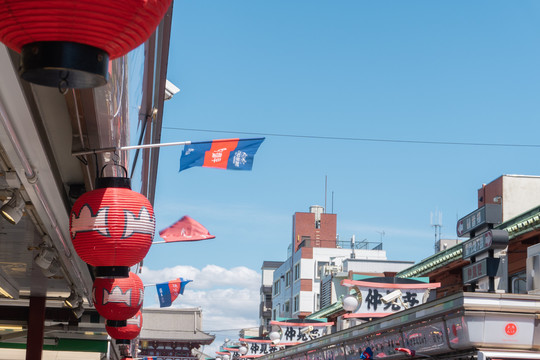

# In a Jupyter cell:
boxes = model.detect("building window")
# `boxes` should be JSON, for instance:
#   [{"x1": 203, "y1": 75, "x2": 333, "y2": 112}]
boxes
[
  {"x1": 315, "y1": 220, "x2": 321, "y2": 229},
  {"x1": 284, "y1": 301, "x2": 290, "y2": 313},
  {"x1": 315, "y1": 293, "x2": 320, "y2": 311},
  {"x1": 273, "y1": 279, "x2": 280, "y2": 295},
  {"x1": 273, "y1": 309, "x2": 276, "y2": 320},
  {"x1": 293, "y1": 295, "x2": 299, "y2": 312},
  {"x1": 265, "y1": 294, "x2": 272, "y2": 302},
  {"x1": 285, "y1": 271, "x2": 291, "y2": 287},
  {"x1": 294, "y1": 263, "x2": 300, "y2": 281},
  {"x1": 316, "y1": 261, "x2": 329, "y2": 278}
]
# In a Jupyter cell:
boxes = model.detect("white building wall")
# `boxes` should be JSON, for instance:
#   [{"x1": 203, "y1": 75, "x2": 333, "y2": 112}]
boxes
[
  {"x1": 262, "y1": 268, "x2": 275, "y2": 287},
  {"x1": 502, "y1": 175, "x2": 540, "y2": 221},
  {"x1": 271, "y1": 262, "x2": 287, "y2": 319},
  {"x1": 343, "y1": 259, "x2": 414, "y2": 273},
  {"x1": 272, "y1": 246, "x2": 398, "y2": 319}
]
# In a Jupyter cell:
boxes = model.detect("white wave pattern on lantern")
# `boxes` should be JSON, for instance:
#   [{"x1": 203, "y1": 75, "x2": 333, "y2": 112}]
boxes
[{"x1": 70, "y1": 187, "x2": 155, "y2": 267}]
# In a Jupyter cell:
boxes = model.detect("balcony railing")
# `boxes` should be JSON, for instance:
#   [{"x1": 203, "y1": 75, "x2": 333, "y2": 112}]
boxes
[
  {"x1": 336, "y1": 239, "x2": 382, "y2": 250},
  {"x1": 296, "y1": 238, "x2": 382, "y2": 251}
]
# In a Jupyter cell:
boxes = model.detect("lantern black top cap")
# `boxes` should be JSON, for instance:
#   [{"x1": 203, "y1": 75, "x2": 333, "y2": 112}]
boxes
[
  {"x1": 96, "y1": 164, "x2": 131, "y2": 189},
  {"x1": 19, "y1": 41, "x2": 109, "y2": 90}
]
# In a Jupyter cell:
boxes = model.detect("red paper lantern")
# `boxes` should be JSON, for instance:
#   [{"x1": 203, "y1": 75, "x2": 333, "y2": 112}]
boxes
[
  {"x1": 106, "y1": 310, "x2": 143, "y2": 344},
  {"x1": 70, "y1": 186, "x2": 155, "y2": 277},
  {"x1": 93, "y1": 272, "x2": 143, "y2": 322},
  {"x1": 0, "y1": 0, "x2": 172, "y2": 88}
]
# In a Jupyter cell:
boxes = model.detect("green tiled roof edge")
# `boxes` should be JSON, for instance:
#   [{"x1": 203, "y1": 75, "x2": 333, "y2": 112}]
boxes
[
  {"x1": 306, "y1": 300, "x2": 342, "y2": 320},
  {"x1": 397, "y1": 205, "x2": 540, "y2": 278}
]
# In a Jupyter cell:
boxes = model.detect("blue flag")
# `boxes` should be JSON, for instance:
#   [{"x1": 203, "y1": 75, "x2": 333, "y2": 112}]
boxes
[
  {"x1": 360, "y1": 347, "x2": 373, "y2": 359},
  {"x1": 156, "y1": 277, "x2": 193, "y2": 308},
  {"x1": 180, "y1": 138, "x2": 264, "y2": 172}
]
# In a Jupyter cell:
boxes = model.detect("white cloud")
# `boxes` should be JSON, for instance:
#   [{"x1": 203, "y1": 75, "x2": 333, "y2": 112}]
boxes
[
  {"x1": 140, "y1": 264, "x2": 260, "y2": 289},
  {"x1": 140, "y1": 264, "x2": 261, "y2": 357}
]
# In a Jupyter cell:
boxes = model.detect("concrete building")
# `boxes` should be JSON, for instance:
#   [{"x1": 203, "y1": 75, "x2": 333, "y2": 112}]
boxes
[
  {"x1": 267, "y1": 205, "x2": 413, "y2": 322},
  {"x1": 478, "y1": 174, "x2": 540, "y2": 221},
  {"x1": 256, "y1": 174, "x2": 540, "y2": 360},
  {"x1": 318, "y1": 257, "x2": 414, "y2": 311},
  {"x1": 259, "y1": 261, "x2": 283, "y2": 335}
]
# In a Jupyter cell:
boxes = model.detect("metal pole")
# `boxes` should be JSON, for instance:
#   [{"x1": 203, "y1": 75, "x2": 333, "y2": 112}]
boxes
[{"x1": 71, "y1": 137, "x2": 265, "y2": 156}]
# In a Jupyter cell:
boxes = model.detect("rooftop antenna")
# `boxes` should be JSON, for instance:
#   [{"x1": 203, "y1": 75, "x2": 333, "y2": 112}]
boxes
[
  {"x1": 376, "y1": 230, "x2": 385, "y2": 246},
  {"x1": 324, "y1": 175, "x2": 327, "y2": 213},
  {"x1": 431, "y1": 209, "x2": 442, "y2": 253},
  {"x1": 331, "y1": 191, "x2": 334, "y2": 214}
]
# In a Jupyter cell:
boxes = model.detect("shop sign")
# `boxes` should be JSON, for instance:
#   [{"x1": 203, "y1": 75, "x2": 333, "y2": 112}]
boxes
[
  {"x1": 354, "y1": 286, "x2": 427, "y2": 315},
  {"x1": 245, "y1": 342, "x2": 279, "y2": 357},
  {"x1": 341, "y1": 279, "x2": 440, "y2": 318},
  {"x1": 366, "y1": 331, "x2": 402, "y2": 358},
  {"x1": 402, "y1": 321, "x2": 449, "y2": 355},
  {"x1": 462, "y1": 230, "x2": 509, "y2": 259},
  {"x1": 462, "y1": 257, "x2": 500, "y2": 284},
  {"x1": 456, "y1": 204, "x2": 502, "y2": 238},
  {"x1": 281, "y1": 325, "x2": 328, "y2": 343}
]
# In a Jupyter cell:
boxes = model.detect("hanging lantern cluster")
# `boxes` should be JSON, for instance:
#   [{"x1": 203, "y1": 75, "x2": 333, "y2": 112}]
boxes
[
  {"x1": 106, "y1": 310, "x2": 143, "y2": 345},
  {"x1": 93, "y1": 272, "x2": 144, "y2": 325},
  {"x1": 0, "y1": 0, "x2": 173, "y2": 89},
  {"x1": 69, "y1": 165, "x2": 155, "y2": 335}
]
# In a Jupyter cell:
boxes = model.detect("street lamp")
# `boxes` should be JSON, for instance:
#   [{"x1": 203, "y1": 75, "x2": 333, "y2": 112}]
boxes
[
  {"x1": 238, "y1": 346, "x2": 248, "y2": 355},
  {"x1": 342, "y1": 285, "x2": 362, "y2": 312},
  {"x1": 342, "y1": 294, "x2": 359, "y2": 312},
  {"x1": 269, "y1": 330, "x2": 281, "y2": 344}
]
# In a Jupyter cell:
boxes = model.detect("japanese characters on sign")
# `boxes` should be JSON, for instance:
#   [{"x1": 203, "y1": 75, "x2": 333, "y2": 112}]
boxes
[
  {"x1": 357, "y1": 287, "x2": 423, "y2": 314},
  {"x1": 246, "y1": 342, "x2": 279, "y2": 357},
  {"x1": 341, "y1": 279, "x2": 440, "y2": 317},
  {"x1": 402, "y1": 321, "x2": 449, "y2": 354},
  {"x1": 462, "y1": 229, "x2": 509, "y2": 259},
  {"x1": 456, "y1": 204, "x2": 502, "y2": 238},
  {"x1": 282, "y1": 325, "x2": 327, "y2": 342},
  {"x1": 462, "y1": 257, "x2": 500, "y2": 284},
  {"x1": 238, "y1": 325, "x2": 331, "y2": 359}
]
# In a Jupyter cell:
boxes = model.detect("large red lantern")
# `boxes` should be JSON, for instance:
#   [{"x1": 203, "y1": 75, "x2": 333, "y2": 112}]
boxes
[
  {"x1": 93, "y1": 272, "x2": 143, "y2": 325},
  {"x1": 106, "y1": 310, "x2": 143, "y2": 344},
  {"x1": 70, "y1": 181, "x2": 155, "y2": 277},
  {"x1": 0, "y1": 0, "x2": 172, "y2": 89}
]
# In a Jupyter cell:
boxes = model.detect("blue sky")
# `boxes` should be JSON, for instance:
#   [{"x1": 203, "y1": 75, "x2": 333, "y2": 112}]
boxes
[{"x1": 137, "y1": 0, "x2": 540, "y2": 353}]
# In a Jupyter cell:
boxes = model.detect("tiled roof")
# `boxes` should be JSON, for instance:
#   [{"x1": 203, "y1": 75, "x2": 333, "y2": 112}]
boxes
[
  {"x1": 502, "y1": 205, "x2": 540, "y2": 240},
  {"x1": 306, "y1": 300, "x2": 342, "y2": 320},
  {"x1": 396, "y1": 245, "x2": 462, "y2": 278},
  {"x1": 398, "y1": 205, "x2": 540, "y2": 278},
  {"x1": 140, "y1": 329, "x2": 215, "y2": 343}
]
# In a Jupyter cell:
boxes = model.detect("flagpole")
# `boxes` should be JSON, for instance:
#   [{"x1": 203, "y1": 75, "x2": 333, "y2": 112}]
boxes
[
  {"x1": 71, "y1": 137, "x2": 265, "y2": 156},
  {"x1": 71, "y1": 140, "x2": 192, "y2": 156}
]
